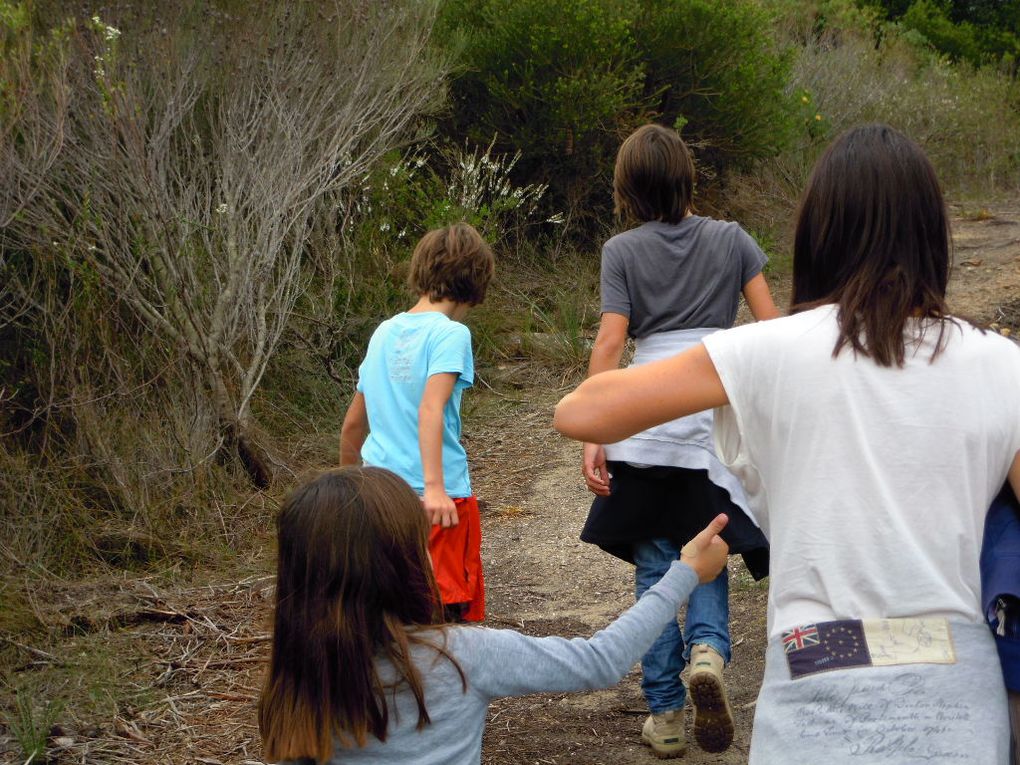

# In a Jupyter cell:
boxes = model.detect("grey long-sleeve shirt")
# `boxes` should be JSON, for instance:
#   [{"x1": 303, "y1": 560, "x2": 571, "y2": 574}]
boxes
[{"x1": 302, "y1": 560, "x2": 698, "y2": 765}]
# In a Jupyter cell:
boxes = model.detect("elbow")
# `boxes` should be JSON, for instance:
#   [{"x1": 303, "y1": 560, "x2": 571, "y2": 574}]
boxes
[
  {"x1": 554, "y1": 393, "x2": 610, "y2": 444},
  {"x1": 591, "y1": 337, "x2": 625, "y2": 364}
]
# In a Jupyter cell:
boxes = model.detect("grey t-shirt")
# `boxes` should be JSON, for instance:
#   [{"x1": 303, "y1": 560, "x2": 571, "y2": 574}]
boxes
[
  {"x1": 302, "y1": 561, "x2": 698, "y2": 765},
  {"x1": 601, "y1": 216, "x2": 767, "y2": 338}
]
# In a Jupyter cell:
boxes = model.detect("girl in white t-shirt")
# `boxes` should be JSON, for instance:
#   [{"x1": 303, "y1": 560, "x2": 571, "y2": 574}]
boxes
[{"x1": 555, "y1": 123, "x2": 1020, "y2": 763}]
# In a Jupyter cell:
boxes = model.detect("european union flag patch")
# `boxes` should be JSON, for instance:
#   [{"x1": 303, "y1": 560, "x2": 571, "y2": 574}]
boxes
[{"x1": 783, "y1": 618, "x2": 956, "y2": 679}]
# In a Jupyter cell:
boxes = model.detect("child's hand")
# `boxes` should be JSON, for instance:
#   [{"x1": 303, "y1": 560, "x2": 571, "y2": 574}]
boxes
[
  {"x1": 679, "y1": 514, "x2": 729, "y2": 583},
  {"x1": 582, "y1": 442, "x2": 611, "y2": 496},
  {"x1": 423, "y1": 488, "x2": 459, "y2": 528}
]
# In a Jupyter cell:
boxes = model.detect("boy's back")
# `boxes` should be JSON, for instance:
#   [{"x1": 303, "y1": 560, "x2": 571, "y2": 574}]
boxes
[
  {"x1": 601, "y1": 216, "x2": 766, "y2": 338},
  {"x1": 357, "y1": 311, "x2": 473, "y2": 497}
]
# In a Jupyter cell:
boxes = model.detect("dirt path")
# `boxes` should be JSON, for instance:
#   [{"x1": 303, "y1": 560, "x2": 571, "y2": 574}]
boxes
[{"x1": 0, "y1": 206, "x2": 1016, "y2": 764}]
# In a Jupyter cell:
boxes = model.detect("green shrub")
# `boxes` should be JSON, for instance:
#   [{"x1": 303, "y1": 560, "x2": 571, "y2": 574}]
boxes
[
  {"x1": 438, "y1": 0, "x2": 797, "y2": 217},
  {"x1": 863, "y1": 0, "x2": 1020, "y2": 67},
  {"x1": 438, "y1": 0, "x2": 646, "y2": 212},
  {"x1": 635, "y1": 0, "x2": 796, "y2": 168}
]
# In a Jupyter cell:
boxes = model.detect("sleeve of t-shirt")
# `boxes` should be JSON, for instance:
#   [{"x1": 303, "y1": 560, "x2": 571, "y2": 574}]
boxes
[
  {"x1": 701, "y1": 322, "x2": 769, "y2": 475},
  {"x1": 457, "y1": 561, "x2": 698, "y2": 700},
  {"x1": 732, "y1": 225, "x2": 767, "y2": 287},
  {"x1": 1003, "y1": 338, "x2": 1020, "y2": 459},
  {"x1": 428, "y1": 322, "x2": 474, "y2": 388},
  {"x1": 600, "y1": 240, "x2": 631, "y2": 317}
]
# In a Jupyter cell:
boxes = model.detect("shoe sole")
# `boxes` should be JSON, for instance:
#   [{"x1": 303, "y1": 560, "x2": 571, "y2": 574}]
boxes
[
  {"x1": 688, "y1": 672, "x2": 735, "y2": 753},
  {"x1": 640, "y1": 730, "x2": 686, "y2": 760}
]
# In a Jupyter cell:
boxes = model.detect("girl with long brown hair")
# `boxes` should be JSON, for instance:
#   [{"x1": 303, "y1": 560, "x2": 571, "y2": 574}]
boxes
[
  {"x1": 258, "y1": 466, "x2": 730, "y2": 764},
  {"x1": 555, "y1": 124, "x2": 1020, "y2": 762}
]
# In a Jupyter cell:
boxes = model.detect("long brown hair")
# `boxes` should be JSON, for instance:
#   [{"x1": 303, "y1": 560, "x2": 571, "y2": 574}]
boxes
[
  {"x1": 258, "y1": 467, "x2": 463, "y2": 762},
  {"x1": 613, "y1": 124, "x2": 695, "y2": 225},
  {"x1": 791, "y1": 124, "x2": 952, "y2": 366}
]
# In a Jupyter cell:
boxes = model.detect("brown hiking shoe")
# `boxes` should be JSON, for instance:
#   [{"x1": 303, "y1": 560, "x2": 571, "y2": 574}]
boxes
[
  {"x1": 640, "y1": 709, "x2": 686, "y2": 759},
  {"x1": 687, "y1": 644, "x2": 735, "y2": 753}
]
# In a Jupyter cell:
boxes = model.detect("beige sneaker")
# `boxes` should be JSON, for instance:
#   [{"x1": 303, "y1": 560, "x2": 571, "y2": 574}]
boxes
[
  {"x1": 687, "y1": 644, "x2": 735, "y2": 753},
  {"x1": 641, "y1": 709, "x2": 686, "y2": 759}
]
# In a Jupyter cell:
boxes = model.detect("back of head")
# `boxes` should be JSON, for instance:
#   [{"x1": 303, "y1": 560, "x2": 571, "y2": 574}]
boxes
[
  {"x1": 258, "y1": 467, "x2": 442, "y2": 762},
  {"x1": 408, "y1": 222, "x2": 495, "y2": 306},
  {"x1": 614, "y1": 123, "x2": 694, "y2": 225},
  {"x1": 791, "y1": 123, "x2": 951, "y2": 366}
]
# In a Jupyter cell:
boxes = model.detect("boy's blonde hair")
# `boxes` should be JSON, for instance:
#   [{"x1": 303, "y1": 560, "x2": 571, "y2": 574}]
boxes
[
  {"x1": 614, "y1": 124, "x2": 695, "y2": 225},
  {"x1": 408, "y1": 223, "x2": 495, "y2": 306}
]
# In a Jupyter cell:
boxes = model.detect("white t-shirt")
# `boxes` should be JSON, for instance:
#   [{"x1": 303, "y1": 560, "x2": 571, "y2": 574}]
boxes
[{"x1": 703, "y1": 305, "x2": 1020, "y2": 638}]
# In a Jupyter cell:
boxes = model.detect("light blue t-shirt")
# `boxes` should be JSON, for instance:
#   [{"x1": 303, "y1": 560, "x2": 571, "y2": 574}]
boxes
[{"x1": 356, "y1": 311, "x2": 473, "y2": 497}]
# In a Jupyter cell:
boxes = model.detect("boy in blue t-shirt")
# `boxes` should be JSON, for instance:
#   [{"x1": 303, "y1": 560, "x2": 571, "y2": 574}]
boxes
[{"x1": 340, "y1": 223, "x2": 495, "y2": 621}]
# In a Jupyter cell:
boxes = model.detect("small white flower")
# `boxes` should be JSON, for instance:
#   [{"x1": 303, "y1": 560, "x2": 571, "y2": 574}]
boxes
[
  {"x1": 380, "y1": 222, "x2": 391, "y2": 233},
  {"x1": 215, "y1": 203, "x2": 228, "y2": 214},
  {"x1": 397, "y1": 229, "x2": 407, "y2": 239},
  {"x1": 104, "y1": 26, "x2": 120, "y2": 41}
]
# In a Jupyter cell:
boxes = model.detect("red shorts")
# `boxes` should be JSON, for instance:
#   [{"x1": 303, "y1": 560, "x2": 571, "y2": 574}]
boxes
[{"x1": 429, "y1": 496, "x2": 485, "y2": 622}]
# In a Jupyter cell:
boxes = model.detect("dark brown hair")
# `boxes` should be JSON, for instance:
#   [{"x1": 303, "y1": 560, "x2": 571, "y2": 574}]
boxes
[
  {"x1": 258, "y1": 467, "x2": 463, "y2": 762},
  {"x1": 613, "y1": 124, "x2": 695, "y2": 225},
  {"x1": 408, "y1": 222, "x2": 495, "y2": 306},
  {"x1": 791, "y1": 124, "x2": 952, "y2": 367}
]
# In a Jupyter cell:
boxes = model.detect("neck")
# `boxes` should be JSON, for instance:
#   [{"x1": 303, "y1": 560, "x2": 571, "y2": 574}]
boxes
[{"x1": 408, "y1": 296, "x2": 464, "y2": 320}]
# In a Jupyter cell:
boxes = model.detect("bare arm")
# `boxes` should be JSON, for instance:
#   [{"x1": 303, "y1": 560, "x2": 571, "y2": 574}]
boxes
[
  {"x1": 743, "y1": 273, "x2": 780, "y2": 321},
  {"x1": 339, "y1": 391, "x2": 368, "y2": 466},
  {"x1": 582, "y1": 313, "x2": 630, "y2": 496},
  {"x1": 419, "y1": 372, "x2": 459, "y2": 528},
  {"x1": 556, "y1": 343, "x2": 728, "y2": 445},
  {"x1": 1010, "y1": 452, "x2": 1020, "y2": 499},
  {"x1": 587, "y1": 312, "x2": 629, "y2": 376}
]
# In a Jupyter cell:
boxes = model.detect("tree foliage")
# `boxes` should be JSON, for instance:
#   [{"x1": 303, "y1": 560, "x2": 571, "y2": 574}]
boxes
[{"x1": 437, "y1": 0, "x2": 795, "y2": 212}]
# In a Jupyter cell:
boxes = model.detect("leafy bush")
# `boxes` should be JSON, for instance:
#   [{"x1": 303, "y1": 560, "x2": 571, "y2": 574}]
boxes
[
  {"x1": 438, "y1": 0, "x2": 796, "y2": 215},
  {"x1": 634, "y1": 0, "x2": 795, "y2": 167},
  {"x1": 438, "y1": 0, "x2": 647, "y2": 212},
  {"x1": 865, "y1": 0, "x2": 1020, "y2": 67}
]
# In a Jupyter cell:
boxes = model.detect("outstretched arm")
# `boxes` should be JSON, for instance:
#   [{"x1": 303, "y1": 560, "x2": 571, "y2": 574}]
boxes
[
  {"x1": 466, "y1": 515, "x2": 729, "y2": 699},
  {"x1": 1009, "y1": 451, "x2": 1020, "y2": 500},
  {"x1": 555, "y1": 343, "x2": 728, "y2": 445}
]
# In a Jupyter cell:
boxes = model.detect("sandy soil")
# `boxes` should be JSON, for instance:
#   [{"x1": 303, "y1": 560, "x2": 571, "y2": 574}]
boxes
[{"x1": 0, "y1": 206, "x2": 1016, "y2": 764}]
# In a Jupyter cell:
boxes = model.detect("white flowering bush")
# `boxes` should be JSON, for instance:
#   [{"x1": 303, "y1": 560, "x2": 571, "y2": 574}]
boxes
[{"x1": 343, "y1": 140, "x2": 562, "y2": 255}]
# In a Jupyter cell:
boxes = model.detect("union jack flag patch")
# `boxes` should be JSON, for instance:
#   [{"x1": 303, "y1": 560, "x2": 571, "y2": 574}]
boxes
[{"x1": 782, "y1": 624, "x2": 819, "y2": 653}]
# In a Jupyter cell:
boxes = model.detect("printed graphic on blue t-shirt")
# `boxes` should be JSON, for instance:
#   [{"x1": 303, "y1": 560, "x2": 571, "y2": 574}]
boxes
[{"x1": 356, "y1": 312, "x2": 473, "y2": 497}]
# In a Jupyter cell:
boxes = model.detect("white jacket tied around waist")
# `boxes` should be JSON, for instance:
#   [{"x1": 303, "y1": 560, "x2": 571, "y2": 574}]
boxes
[{"x1": 602, "y1": 328, "x2": 756, "y2": 523}]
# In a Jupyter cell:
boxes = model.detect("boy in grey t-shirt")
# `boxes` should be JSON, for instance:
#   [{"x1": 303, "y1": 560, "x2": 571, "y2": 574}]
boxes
[{"x1": 581, "y1": 123, "x2": 778, "y2": 758}]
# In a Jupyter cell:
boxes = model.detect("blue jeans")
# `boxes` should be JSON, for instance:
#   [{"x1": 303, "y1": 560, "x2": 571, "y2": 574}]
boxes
[{"x1": 634, "y1": 537, "x2": 730, "y2": 714}]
